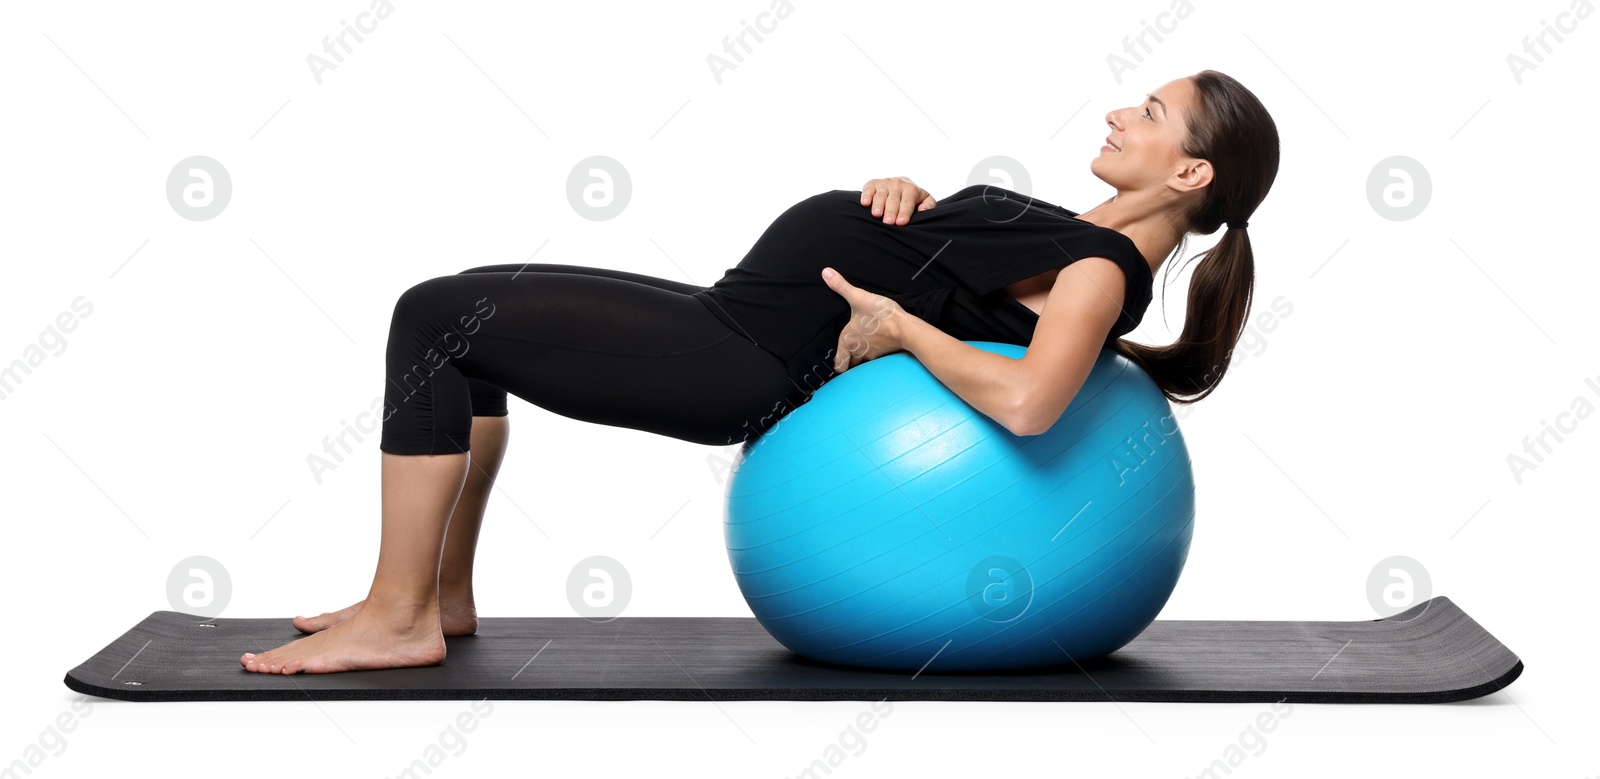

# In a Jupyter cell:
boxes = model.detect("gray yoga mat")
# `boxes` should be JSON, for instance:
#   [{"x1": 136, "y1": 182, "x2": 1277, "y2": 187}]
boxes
[{"x1": 64, "y1": 595, "x2": 1520, "y2": 703}]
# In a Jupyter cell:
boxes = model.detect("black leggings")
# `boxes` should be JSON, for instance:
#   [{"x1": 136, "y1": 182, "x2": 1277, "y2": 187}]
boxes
[{"x1": 378, "y1": 263, "x2": 806, "y2": 455}]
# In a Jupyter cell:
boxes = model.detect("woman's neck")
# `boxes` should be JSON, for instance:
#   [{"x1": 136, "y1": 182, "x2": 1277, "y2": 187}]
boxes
[{"x1": 1074, "y1": 194, "x2": 1183, "y2": 278}]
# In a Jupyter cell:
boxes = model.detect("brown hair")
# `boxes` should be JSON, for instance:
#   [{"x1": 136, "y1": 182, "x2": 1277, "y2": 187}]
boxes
[{"x1": 1110, "y1": 69, "x2": 1280, "y2": 404}]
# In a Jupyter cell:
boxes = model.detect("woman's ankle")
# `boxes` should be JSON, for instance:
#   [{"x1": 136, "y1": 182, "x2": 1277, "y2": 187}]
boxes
[
  {"x1": 439, "y1": 580, "x2": 475, "y2": 605},
  {"x1": 360, "y1": 593, "x2": 441, "y2": 629}
]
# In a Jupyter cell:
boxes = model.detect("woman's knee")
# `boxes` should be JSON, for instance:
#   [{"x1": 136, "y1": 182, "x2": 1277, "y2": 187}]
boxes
[
  {"x1": 394, "y1": 274, "x2": 448, "y2": 310},
  {"x1": 390, "y1": 276, "x2": 498, "y2": 360},
  {"x1": 394, "y1": 275, "x2": 493, "y2": 320}
]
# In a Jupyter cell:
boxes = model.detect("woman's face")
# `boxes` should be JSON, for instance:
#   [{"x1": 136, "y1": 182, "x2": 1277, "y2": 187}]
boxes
[{"x1": 1093, "y1": 77, "x2": 1207, "y2": 193}]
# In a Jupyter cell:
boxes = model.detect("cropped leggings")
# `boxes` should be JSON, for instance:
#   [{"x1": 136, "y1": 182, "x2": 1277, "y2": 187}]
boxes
[{"x1": 378, "y1": 263, "x2": 807, "y2": 455}]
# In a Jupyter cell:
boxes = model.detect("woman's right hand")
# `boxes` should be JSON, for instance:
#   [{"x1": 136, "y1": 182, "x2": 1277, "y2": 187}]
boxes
[{"x1": 860, "y1": 177, "x2": 936, "y2": 225}]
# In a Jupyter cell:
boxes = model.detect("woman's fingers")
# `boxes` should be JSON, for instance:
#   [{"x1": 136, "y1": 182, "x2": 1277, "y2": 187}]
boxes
[
  {"x1": 877, "y1": 184, "x2": 909, "y2": 224},
  {"x1": 860, "y1": 178, "x2": 933, "y2": 225},
  {"x1": 861, "y1": 180, "x2": 880, "y2": 207},
  {"x1": 884, "y1": 188, "x2": 906, "y2": 223}
]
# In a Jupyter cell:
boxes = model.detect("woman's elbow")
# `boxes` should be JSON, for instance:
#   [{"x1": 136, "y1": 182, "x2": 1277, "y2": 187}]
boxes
[
  {"x1": 1010, "y1": 412, "x2": 1057, "y2": 437},
  {"x1": 1007, "y1": 394, "x2": 1062, "y2": 437}
]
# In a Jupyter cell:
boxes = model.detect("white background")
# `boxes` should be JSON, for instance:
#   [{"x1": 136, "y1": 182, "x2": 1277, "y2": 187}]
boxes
[{"x1": 2, "y1": 0, "x2": 1595, "y2": 776}]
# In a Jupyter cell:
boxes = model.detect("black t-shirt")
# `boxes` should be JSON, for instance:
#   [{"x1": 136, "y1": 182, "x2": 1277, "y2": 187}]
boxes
[{"x1": 693, "y1": 185, "x2": 1154, "y2": 387}]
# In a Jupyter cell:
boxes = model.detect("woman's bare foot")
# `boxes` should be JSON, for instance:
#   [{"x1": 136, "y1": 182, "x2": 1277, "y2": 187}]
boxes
[
  {"x1": 292, "y1": 601, "x2": 365, "y2": 634},
  {"x1": 439, "y1": 595, "x2": 478, "y2": 636},
  {"x1": 242, "y1": 601, "x2": 446, "y2": 674},
  {"x1": 295, "y1": 594, "x2": 478, "y2": 636}
]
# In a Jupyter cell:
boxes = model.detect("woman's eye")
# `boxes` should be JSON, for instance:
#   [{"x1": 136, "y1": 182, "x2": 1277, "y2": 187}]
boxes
[{"x1": 1143, "y1": 107, "x2": 1153, "y2": 120}]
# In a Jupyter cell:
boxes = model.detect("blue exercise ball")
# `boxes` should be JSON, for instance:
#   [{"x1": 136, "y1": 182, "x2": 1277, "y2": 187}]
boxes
[{"x1": 723, "y1": 342, "x2": 1195, "y2": 673}]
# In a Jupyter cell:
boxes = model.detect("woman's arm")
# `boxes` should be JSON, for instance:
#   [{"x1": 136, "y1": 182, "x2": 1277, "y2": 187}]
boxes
[
  {"x1": 897, "y1": 257, "x2": 1128, "y2": 436},
  {"x1": 822, "y1": 266, "x2": 1029, "y2": 434},
  {"x1": 895, "y1": 315, "x2": 1035, "y2": 436},
  {"x1": 822, "y1": 261, "x2": 1117, "y2": 436}
]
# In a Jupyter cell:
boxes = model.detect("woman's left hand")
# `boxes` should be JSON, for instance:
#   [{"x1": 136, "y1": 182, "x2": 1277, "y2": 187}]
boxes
[{"x1": 821, "y1": 267, "x2": 910, "y2": 374}]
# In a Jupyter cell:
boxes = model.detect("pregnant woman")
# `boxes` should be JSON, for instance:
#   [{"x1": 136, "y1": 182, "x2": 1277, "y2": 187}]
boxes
[{"x1": 241, "y1": 70, "x2": 1279, "y2": 674}]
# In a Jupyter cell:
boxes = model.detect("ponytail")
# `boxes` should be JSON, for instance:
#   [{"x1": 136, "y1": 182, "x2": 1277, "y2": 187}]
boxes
[{"x1": 1110, "y1": 228, "x2": 1254, "y2": 404}]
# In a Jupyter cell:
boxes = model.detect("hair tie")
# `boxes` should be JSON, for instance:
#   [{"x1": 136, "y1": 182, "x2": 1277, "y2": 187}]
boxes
[{"x1": 1227, "y1": 220, "x2": 1248, "y2": 230}]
